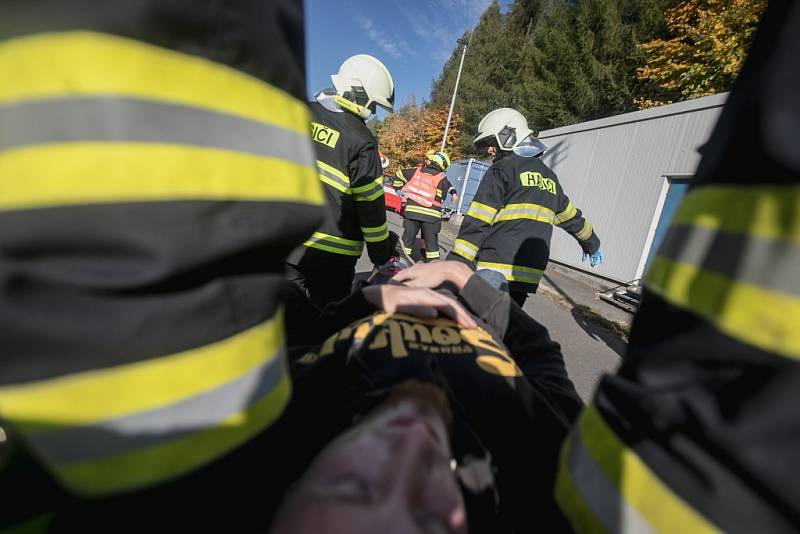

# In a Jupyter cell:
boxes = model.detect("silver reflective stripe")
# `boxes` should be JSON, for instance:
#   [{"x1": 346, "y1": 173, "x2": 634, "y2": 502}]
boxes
[
  {"x1": 0, "y1": 97, "x2": 313, "y2": 166},
  {"x1": 453, "y1": 240, "x2": 477, "y2": 260},
  {"x1": 404, "y1": 184, "x2": 435, "y2": 199},
  {"x1": 27, "y1": 349, "x2": 287, "y2": 464},
  {"x1": 577, "y1": 220, "x2": 593, "y2": 240},
  {"x1": 361, "y1": 225, "x2": 388, "y2": 241},
  {"x1": 467, "y1": 203, "x2": 496, "y2": 220},
  {"x1": 565, "y1": 433, "x2": 656, "y2": 534},
  {"x1": 657, "y1": 224, "x2": 800, "y2": 297},
  {"x1": 318, "y1": 165, "x2": 351, "y2": 192},
  {"x1": 353, "y1": 181, "x2": 384, "y2": 201}
]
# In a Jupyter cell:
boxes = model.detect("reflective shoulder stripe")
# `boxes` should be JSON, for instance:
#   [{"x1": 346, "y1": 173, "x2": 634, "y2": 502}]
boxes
[
  {"x1": 452, "y1": 239, "x2": 479, "y2": 261},
  {"x1": 0, "y1": 32, "x2": 322, "y2": 211},
  {"x1": 577, "y1": 220, "x2": 594, "y2": 240},
  {"x1": 405, "y1": 204, "x2": 442, "y2": 219},
  {"x1": 361, "y1": 221, "x2": 389, "y2": 243},
  {"x1": 646, "y1": 185, "x2": 800, "y2": 359},
  {"x1": 465, "y1": 201, "x2": 497, "y2": 224},
  {"x1": 556, "y1": 201, "x2": 578, "y2": 224},
  {"x1": 494, "y1": 203, "x2": 557, "y2": 224},
  {"x1": 303, "y1": 232, "x2": 364, "y2": 256},
  {"x1": 352, "y1": 177, "x2": 385, "y2": 202},
  {"x1": 0, "y1": 314, "x2": 290, "y2": 495},
  {"x1": 0, "y1": 32, "x2": 308, "y2": 136},
  {"x1": 557, "y1": 407, "x2": 722, "y2": 534},
  {"x1": 317, "y1": 160, "x2": 351, "y2": 194}
]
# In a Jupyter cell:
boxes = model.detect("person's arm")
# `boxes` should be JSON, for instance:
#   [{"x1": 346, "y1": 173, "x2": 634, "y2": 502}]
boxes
[
  {"x1": 393, "y1": 168, "x2": 412, "y2": 189},
  {"x1": 438, "y1": 177, "x2": 457, "y2": 206},
  {"x1": 393, "y1": 262, "x2": 581, "y2": 405},
  {"x1": 447, "y1": 167, "x2": 508, "y2": 266},
  {"x1": 553, "y1": 183, "x2": 600, "y2": 255},
  {"x1": 350, "y1": 143, "x2": 391, "y2": 265}
]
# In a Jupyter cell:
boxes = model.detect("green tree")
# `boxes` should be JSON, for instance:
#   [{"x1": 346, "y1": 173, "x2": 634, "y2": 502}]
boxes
[
  {"x1": 635, "y1": 0, "x2": 766, "y2": 108},
  {"x1": 431, "y1": 2, "x2": 515, "y2": 156}
]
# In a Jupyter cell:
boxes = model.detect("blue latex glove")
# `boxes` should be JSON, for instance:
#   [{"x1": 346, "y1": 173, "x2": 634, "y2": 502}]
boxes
[{"x1": 582, "y1": 249, "x2": 603, "y2": 267}]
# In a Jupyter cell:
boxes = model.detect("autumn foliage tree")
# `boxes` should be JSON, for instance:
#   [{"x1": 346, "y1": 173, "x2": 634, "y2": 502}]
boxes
[
  {"x1": 635, "y1": 0, "x2": 766, "y2": 108},
  {"x1": 377, "y1": 100, "x2": 463, "y2": 173}
]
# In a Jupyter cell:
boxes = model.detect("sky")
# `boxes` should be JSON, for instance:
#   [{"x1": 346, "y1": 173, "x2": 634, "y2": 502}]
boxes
[{"x1": 305, "y1": 0, "x2": 512, "y2": 113}]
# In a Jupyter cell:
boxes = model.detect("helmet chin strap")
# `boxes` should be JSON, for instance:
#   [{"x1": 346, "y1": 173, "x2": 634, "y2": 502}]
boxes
[{"x1": 333, "y1": 95, "x2": 372, "y2": 120}]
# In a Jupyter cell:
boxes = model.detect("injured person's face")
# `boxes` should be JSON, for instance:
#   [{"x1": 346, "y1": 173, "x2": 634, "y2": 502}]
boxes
[{"x1": 270, "y1": 381, "x2": 468, "y2": 534}]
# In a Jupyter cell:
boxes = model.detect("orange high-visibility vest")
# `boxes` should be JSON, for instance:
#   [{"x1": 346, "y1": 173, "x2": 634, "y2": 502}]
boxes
[{"x1": 402, "y1": 167, "x2": 446, "y2": 208}]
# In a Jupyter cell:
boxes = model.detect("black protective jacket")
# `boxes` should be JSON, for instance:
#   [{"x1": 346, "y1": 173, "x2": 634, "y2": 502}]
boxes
[
  {"x1": 449, "y1": 152, "x2": 599, "y2": 293},
  {"x1": 289, "y1": 97, "x2": 391, "y2": 267}
]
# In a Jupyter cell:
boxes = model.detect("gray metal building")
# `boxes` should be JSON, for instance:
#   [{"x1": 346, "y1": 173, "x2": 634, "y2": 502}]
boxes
[{"x1": 536, "y1": 93, "x2": 728, "y2": 282}]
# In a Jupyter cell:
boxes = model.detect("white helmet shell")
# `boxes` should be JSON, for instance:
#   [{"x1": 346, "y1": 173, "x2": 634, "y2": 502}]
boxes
[
  {"x1": 474, "y1": 108, "x2": 535, "y2": 151},
  {"x1": 331, "y1": 54, "x2": 395, "y2": 114}
]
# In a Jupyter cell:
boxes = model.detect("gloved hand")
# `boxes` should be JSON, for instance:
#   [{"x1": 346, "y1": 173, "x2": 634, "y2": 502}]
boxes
[{"x1": 582, "y1": 249, "x2": 603, "y2": 267}]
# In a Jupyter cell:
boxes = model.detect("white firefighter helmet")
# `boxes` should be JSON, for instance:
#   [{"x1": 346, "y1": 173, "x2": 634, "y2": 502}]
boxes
[
  {"x1": 331, "y1": 54, "x2": 395, "y2": 116},
  {"x1": 379, "y1": 151, "x2": 390, "y2": 170},
  {"x1": 473, "y1": 108, "x2": 536, "y2": 151}
]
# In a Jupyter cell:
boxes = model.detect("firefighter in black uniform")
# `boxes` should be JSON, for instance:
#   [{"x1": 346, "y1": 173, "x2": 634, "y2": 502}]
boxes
[
  {"x1": 448, "y1": 108, "x2": 602, "y2": 307},
  {"x1": 286, "y1": 54, "x2": 395, "y2": 306},
  {"x1": 393, "y1": 150, "x2": 458, "y2": 262},
  {"x1": 555, "y1": 2, "x2": 800, "y2": 531},
  {"x1": 0, "y1": 0, "x2": 326, "y2": 531}
]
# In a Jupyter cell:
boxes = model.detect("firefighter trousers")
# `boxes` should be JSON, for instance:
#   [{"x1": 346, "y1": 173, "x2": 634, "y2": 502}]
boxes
[{"x1": 402, "y1": 218, "x2": 440, "y2": 262}]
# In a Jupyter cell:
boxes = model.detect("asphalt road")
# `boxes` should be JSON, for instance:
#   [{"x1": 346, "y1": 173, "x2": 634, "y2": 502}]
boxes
[{"x1": 357, "y1": 212, "x2": 624, "y2": 403}]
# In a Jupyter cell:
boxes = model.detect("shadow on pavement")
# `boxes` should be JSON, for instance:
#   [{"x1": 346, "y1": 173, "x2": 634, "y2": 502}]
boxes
[{"x1": 541, "y1": 273, "x2": 627, "y2": 358}]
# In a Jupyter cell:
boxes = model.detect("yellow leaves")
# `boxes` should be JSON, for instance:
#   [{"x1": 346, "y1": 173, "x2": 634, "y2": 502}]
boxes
[
  {"x1": 634, "y1": 0, "x2": 766, "y2": 108},
  {"x1": 377, "y1": 104, "x2": 463, "y2": 172}
]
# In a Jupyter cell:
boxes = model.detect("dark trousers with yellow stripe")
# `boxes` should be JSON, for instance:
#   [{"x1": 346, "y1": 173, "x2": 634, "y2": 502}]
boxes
[{"x1": 402, "y1": 218, "x2": 440, "y2": 262}]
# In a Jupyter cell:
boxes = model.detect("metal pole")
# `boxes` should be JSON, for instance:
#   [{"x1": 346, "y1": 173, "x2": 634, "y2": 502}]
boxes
[
  {"x1": 456, "y1": 158, "x2": 474, "y2": 215},
  {"x1": 440, "y1": 35, "x2": 470, "y2": 152}
]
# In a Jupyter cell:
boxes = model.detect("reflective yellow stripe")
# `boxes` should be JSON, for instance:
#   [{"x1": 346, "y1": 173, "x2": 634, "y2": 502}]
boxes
[
  {"x1": 556, "y1": 202, "x2": 578, "y2": 224},
  {"x1": 647, "y1": 255, "x2": 800, "y2": 359},
  {"x1": 476, "y1": 261, "x2": 543, "y2": 284},
  {"x1": 0, "y1": 32, "x2": 308, "y2": 136},
  {"x1": 494, "y1": 203, "x2": 557, "y2": 224},
  {"x1": 425, "y1": 250, "x2": 440, "y2": 259},
  {"x1": 351, "y1": 177, "x2": 383, "y2": 194},
  {"x1": 577, "y1": 220, "x2": 594, "y2": 240},
  {"x1": 361, "y1": 221, "x2": 389, "y2": 243},
  {"x1": 555, "y1": 437, "x2": 607, "y2": 534},
  {"x1": 465, "y1": 201, "x2": 497, "y2": 224},
  {"x1": 352, "y1": 177, "x2": 385, "y2": 202},
  {"x1": 405, "y1": 205, "x2": 442, "y2": 218},
  {"x1": 646, "y1": 185, "x2": 800, "y2": 359},
  {"x1": 0, "y1": 144, "x2": 322, "y2": 211},
  {"x1": 303, "y1": 232, "x2": 364, "y2": 256},
  {"x1": 558, "y1": 407, "x2": 721, "y2": 533},
  {"x1": 671, "y1": 185, "x2": 800, "y2": 244},
  {"x1": 58, "y1": 376, "x2": 290, "y2": 496},
  {"x1": 452, "y1": 239, "x2": 479, "y2": 261},
  {"x1": 317, "y1": 160, "x2": 350, "y2": 183},
  {"x1": 0, "y1": 315, "x2": 284, "y2": 429},
  {"x1": 317, "y1": 160, "x2": 351, "y2": 194}
]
